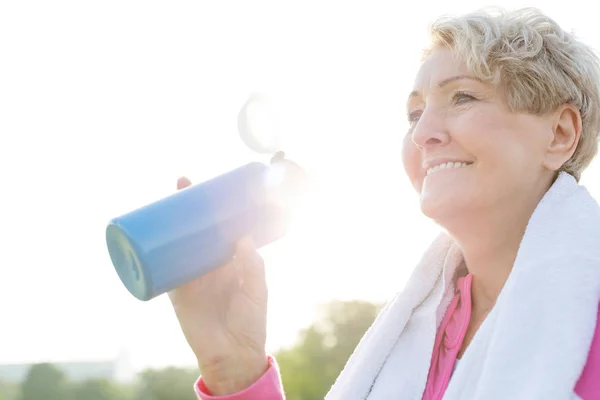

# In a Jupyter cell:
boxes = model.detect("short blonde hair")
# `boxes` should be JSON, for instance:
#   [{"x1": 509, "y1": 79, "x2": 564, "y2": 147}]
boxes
[{"x1": 423, "y1": 7, "x2": 600, "y2": 181}]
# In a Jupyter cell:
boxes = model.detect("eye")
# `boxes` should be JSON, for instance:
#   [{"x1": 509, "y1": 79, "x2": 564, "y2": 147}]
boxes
[
  {"x1": 452, "y1": 91, "x2": 477, "y2": 105},
  {"x1": 407, "y1": 110, "x2": 422, "y2": 125}
]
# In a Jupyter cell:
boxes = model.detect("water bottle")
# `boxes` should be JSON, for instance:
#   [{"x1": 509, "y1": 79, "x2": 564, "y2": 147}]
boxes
[
  {"x1": 106, "y1": 153, "x2": 306, "y2": 301},
  {"x1": 106, "y1": 93, "x2": 306, "y2": 301}
]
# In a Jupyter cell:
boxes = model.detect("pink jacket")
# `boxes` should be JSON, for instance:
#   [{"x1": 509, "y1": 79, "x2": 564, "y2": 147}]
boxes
[{"x1": 194, "y1": 276, "x2": 600, "y2": 399}]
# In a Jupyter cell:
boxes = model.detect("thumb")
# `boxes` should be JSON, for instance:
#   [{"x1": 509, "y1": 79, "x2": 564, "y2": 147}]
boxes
[
  {"x1": 235, "y1": 237, "x2": 267, "y2": 299},
  {"x1": 177, "y1": 176, "x2": 192, "y2": 190}
]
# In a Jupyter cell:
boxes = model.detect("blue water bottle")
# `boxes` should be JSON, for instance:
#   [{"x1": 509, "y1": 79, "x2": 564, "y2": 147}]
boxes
[{"x1": 106, "y1": 151, "x2": 306, "y2": 301}]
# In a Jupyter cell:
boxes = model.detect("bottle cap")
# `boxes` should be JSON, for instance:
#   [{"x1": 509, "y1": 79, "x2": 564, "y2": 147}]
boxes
[{"x1": 238, "y1": 92, "x2": 281, "y2": 154}]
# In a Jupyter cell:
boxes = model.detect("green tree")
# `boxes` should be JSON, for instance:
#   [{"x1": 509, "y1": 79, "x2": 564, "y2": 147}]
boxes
[
  {"x1": 19, "y1": 363, "x2": 71, "y2": 400},
  {"x1": 0, "y1": 380, "x2": 19, "y2": 400},
  {"x1": 276, "y1": 300, "x2": 382, "y2": 400},
  {"x1": 72, "y1": 379, "x2": 131, "y2": 400},
  {"x1": 134, "y1": 366, "x2": 200, "y2": 400}
]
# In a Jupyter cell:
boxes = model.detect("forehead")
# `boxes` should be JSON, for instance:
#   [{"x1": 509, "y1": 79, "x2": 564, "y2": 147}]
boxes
[{"x1": 412, "y1": 48, "x2": 472, "y2": 90}]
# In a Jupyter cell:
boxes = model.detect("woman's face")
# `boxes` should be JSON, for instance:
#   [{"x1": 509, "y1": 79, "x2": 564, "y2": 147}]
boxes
[{"x1": 402, "y1": 47, "x2": 556, "y2": 222}]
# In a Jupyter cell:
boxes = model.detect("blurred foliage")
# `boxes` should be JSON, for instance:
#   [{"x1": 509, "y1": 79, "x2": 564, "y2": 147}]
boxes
[
  {"x1": 276, "y1": 300, "x2": 382, "y2": 400},
  {"x1": 2, "y1": 300, "x2": 381, "y2": 400},
  {"x1": 72, "y1": 379, "x2": 131, "y2": 400},
  {"x1": 19, "y1": 363, "x2": 71, "y2": 400},
  {"x1": 134, "y1": 367, "x2": 200, "y2": 400},
  {"x1": 0, "y1": 380, "x2": 19, "y2": 400}
]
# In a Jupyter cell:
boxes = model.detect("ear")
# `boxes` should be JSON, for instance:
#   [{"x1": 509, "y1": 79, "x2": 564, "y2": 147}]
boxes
[{"x1": 542, "y1": 104, "x2": 582, "y2": 171}]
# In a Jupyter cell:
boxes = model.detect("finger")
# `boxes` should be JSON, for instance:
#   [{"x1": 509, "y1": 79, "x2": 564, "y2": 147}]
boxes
[
  {"x1": 234, "y1": 256, "x2": 245, "y2": 288},
  {"x1": 241, "y1": 249, "x2": 265, "y2": 282},
  {"x1": 236, "y1": 235, "x2": 256, "y2": 254},
  {"x1": 241, "y1": 251, "x2": 267, "y2": 300},
  {"x1": 234, "y1": 237, "x2": 266, "y2": 295},
  {"x1": 235, "y1": 236, "x2": 263, "y2": 275},
  {"x1": 177, "y1": 176, "x2": 192, "y2": 190},
  {"x1": 233, "y1": 236, "x2": 254, "y2": 287}
]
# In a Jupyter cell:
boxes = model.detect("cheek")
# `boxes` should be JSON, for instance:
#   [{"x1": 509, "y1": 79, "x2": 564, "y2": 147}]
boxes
[{"x1": 401, "y1": 133, "x2": 423, "y2": 192}]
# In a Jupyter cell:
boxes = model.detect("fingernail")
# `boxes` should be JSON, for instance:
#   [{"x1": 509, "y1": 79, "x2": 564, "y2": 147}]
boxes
[{"x1": 177, "y1": 177, "x2": 191, "y2": 190}]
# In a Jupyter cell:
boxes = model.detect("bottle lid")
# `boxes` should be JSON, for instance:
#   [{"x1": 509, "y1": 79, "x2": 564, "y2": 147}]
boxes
[{"x1": 238, "y1": 92, "x2": 281, "y2": 154}]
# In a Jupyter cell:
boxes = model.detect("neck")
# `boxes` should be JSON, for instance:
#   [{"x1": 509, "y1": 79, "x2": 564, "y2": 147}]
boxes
[
  {"x1": 454, "y1": 222, "x2": 525, "y2": 315},
  {"x1": 442, "y1": 177, "x2": 553, "y2": 316}
]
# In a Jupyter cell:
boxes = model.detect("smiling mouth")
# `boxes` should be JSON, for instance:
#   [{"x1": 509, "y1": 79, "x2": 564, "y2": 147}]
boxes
[{"x1": 426, "y1": 161, "x2": 473, "y2": 176}]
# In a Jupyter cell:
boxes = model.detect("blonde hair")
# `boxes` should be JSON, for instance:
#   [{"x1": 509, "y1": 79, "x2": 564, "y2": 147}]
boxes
[{"x1": 423, "y1": 7, "x2": 600, "y2": 181}]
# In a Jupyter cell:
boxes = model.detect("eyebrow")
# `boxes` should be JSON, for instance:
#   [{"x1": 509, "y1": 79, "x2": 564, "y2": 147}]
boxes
[{"x1": 408, "y1": 75, "x2": 484, "y2": 99}]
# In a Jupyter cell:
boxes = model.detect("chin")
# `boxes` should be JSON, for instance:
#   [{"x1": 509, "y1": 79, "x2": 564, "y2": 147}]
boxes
[
  {"x1": 419, "y1": 191, "x2": 472, "y2": 224},
  {"x1": 417, "y1": 167, "x2": 480, "y2": 221}
]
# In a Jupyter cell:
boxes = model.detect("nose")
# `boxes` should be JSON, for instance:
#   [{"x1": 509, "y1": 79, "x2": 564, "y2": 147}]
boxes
[{"x1": 411, "y1": 107, "x2": 451, "y2": 150}]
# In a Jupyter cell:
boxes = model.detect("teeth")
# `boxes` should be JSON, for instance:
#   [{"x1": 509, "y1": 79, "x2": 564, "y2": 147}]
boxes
[{"x1": 426, "y1": 162, "x2": 470, "y2": 175}]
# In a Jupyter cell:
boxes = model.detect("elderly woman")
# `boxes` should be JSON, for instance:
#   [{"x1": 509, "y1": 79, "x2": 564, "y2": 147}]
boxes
[{"x1": 169, "y1": 7, "x2": 600, "y2": 400}]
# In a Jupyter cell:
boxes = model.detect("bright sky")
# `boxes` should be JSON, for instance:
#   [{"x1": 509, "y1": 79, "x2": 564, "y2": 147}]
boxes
[{"x1": 2, "y1": 0, "x2": 600, "y2": 374}]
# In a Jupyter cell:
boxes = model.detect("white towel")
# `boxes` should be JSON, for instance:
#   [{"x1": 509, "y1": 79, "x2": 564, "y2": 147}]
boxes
[{"x1": 325, "y1": 172, "x2": 600, "y2": 400}]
